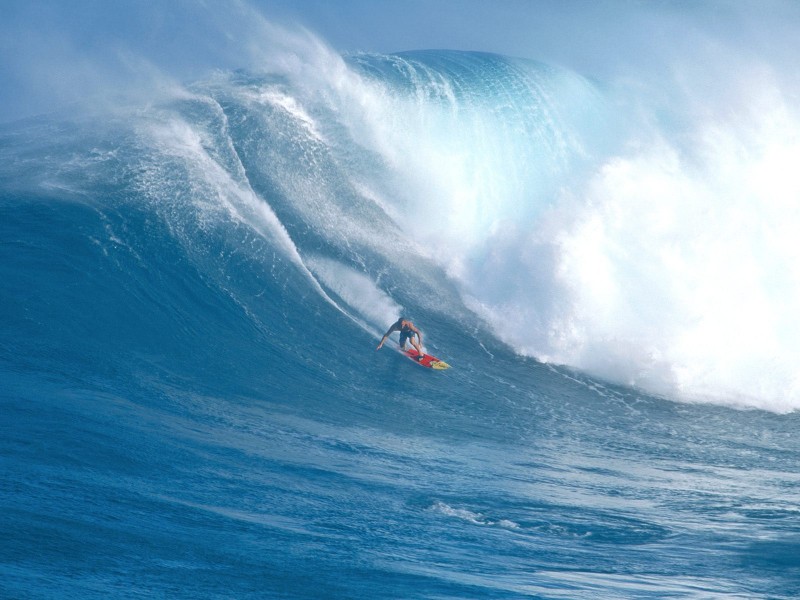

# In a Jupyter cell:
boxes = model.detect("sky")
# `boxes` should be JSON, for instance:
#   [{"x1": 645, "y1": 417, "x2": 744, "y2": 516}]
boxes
[{"x1": 2, "y1": 0, "x2": 800, "y2": 122}]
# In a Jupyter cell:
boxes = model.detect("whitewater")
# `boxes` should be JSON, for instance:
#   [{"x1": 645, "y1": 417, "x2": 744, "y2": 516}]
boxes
[{"x1": 2, "y1": 2, "x2": 800, "y2": 599}]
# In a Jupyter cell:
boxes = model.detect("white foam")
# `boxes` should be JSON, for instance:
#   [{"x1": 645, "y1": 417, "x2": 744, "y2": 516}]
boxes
[
  {"x1": 305, "y1": 256, "x2": 401, "y2": 333},
  {"x1": 465, "y1": 82, "x2": 800, "y2": 412},
  {"x1": 247, "y1": 89, "x2": 326, "y2": 143},
  {"x1": 429, "y1": 501, "x2": 520, "y2": 529}
]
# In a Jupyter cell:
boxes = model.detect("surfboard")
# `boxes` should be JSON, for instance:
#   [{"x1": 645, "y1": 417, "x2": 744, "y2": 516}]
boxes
[{"x1": 404, "y1": 348, "x2": 450, "y2": 370}]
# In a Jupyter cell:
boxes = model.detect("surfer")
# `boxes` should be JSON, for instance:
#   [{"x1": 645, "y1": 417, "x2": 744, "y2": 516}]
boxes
[{"x1": 377, "y1": 317, "x2": 424, "y2": 359}]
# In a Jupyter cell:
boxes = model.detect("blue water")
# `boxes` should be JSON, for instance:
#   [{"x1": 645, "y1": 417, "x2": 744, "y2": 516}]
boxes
[{"x1": 2, "y1": 43, "x2": 800, "y2": 599}]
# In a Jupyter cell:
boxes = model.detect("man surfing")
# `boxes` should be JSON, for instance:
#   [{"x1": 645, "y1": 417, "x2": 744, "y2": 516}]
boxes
[{"x1": 377, "y1": 317, "x2": 424, "y2": 360}]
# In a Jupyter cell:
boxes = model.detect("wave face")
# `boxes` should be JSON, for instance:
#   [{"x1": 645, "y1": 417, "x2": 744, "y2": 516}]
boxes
[{"x1": 2, "y1": 23, "x2": 800, "y2": 600}]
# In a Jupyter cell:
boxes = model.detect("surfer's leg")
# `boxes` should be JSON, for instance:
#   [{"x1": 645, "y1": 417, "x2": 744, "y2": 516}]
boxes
[{"x1": 399, "y1": 331, "x2": 409, "y2": 350}]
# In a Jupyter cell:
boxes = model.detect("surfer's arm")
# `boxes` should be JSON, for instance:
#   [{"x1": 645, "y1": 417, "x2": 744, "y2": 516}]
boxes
[{"x1": 376, "y1": 325, "x2": 399, "y2": 350}]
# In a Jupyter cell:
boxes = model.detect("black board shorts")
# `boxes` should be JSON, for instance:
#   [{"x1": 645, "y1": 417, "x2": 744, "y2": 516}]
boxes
[{"x1": 399, "y1": 330, "x2": 416, "y2": 346}]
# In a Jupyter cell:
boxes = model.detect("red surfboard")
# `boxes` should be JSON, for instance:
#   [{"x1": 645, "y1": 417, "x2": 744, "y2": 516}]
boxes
[{"x1": 404, "y1": 348, "x2": 450, "y2": 370}]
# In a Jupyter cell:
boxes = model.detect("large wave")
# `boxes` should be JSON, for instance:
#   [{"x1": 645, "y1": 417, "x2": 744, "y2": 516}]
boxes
[
  {"x1": 4, "y1": 6, "x2": 800, "y2": 413},
  {"x1": 308, "y1": 45, "x2": 800, "y2": 413}
]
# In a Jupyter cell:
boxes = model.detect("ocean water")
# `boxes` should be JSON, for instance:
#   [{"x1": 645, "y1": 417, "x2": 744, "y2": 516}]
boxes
[{"x1": 2, "y1": 16, "x2": 800, "y2": 600}]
